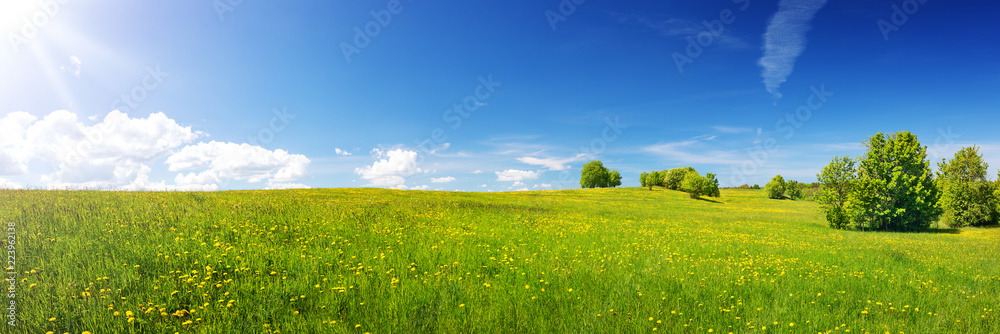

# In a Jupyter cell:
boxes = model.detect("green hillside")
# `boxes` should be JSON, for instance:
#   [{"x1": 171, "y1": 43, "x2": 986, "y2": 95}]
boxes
[{"x1": 2, "y1": 188, "x2": 998, "y2": 333}]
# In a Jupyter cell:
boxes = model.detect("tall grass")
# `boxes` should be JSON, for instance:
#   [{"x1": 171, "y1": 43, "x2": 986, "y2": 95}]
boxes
[{"x1": 1, "y1": 188, "x2": 997, "y2": 333}]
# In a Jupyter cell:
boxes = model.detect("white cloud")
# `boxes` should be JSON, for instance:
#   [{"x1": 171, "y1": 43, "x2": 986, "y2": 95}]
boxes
[
  {"x1": 758, "y1": 0, "x2": 829, "y2": 99},
  {"x1": 0, "y1": 178, "x2": 22, "y2": 189},
  {"x1": 334, "y1": 148, "x2": 352, "y2": 156},
  {"x1": 354, "y1": 148, "x2": 421, "y2": 188},
  {"x1": 265, "y1": 180, "x2": 311, "y2": 190},
  {"x1": 480, "y1": 184, "x2": 487, "y2": 187},
  {"x1": 512, "y1": 181, "x2": 524, "y2": 188},
  {"x1": 516, "y1": 153, "x2": 587, "y2": 171},
  {"x1": 166, "y1": 141, "x2": 311, "y2": 188},
  {"x1": 431, "y1": 176, "x2": 456, "y2": 183},
  {"x1": 1, "y1": 110, "x2": 202, "y2": 189},
  {"x1": 472, "y1": 170, "x2": 483, "y2": 174},
  {"x1": 534, "y1": 183, "x2": 552, "y2": 189},
  {"x1": 495, "y1": 169, "x2": 538, "y2": 182},
  {"x1": 69, "y1": 56, "x2": 81, "y2": 77},
  {"x1": 411, "y1": 185, "x2": 430, "y2": 190}
]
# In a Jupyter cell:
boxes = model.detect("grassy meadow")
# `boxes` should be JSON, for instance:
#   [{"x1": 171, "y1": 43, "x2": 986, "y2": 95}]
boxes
[{"x1": 2, "y1": 187, "x2": 998, "y2": 333}]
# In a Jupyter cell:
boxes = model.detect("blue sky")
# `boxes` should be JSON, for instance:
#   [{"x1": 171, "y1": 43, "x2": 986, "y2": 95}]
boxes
[{"x1": 2, "y1": 0, "x2": 999, "y2": 191}]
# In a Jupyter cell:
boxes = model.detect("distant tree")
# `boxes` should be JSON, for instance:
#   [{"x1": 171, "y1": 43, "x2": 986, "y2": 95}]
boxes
[
  {"x1": 846, "y1": 131, "x2": 940, "y2": 231},
  {"x1": 680, "y1": 171, "x2": 707, "y2": 199},
  {"x1": 609, "y1": 170, "x2": 623, "y2": 188},
  {"x1": 765, "y1": 175, "x2": 786, "y2": 199},
  {"x1": 648, "y1": 171, "x2": 664, "y2": 190},
  {"x1": 786, "y1": 180, "x2": 804, "y2": 200},
  {"x1": 937, "y1": 146, "x2": 998, "y2": 227},
  {"x1": 752, "y1": 184, "x2": 761, "y2": 190},
  {"x1": 704, "y1": 173, "x2": 721, "y2": 198},
  {"x1": 580, "y1": 160, "x2": 611, "y2": 189},
  {"x1": 640, "y1": 172, "x2": 649, "y2": 188},
  {"x1": 816, "y1": 156, "x2": 857, "y2": 229},
  {"x1": 665, "y1": 167, "x2": 696, "y2": 190}
]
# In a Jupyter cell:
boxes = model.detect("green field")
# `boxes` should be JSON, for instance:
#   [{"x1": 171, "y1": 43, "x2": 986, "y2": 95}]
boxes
[{"x1": 2, "y1": 188, "x2": 998, "y2": 333}]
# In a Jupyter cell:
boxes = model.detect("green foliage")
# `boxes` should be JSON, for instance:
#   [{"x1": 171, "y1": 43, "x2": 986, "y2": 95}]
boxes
[
  {"x1": 752, "y1": 184, "x2": 761, "y2": 190},
  {"x1": 680, "y1": 171, "x2": 707, "y2": 199},
  {"x1": 786, "y1": 180, "x2": 804, "y2": 200},
  {"x1": 609, "y1": 170, "x2": 623, "y2": 188},
  {"x1": 937, "y1": 146, "x2": 998, "y2": 227},
  {"x1": 647, "y1": 171, "x2": 664, "y2": 190},
  {"x1": 765, "y1": 175, "x2": 786, "y2": 199},
  {"x1": 704, "y1": 173, "x2": 721, "y2": 198},
  {"x1": 580, "y1": 160, "x2": 611, "y2": 189},
  {"x1": 639, "y1": 172, "x2": 649, "y2": 188},
  {"x1": 816, "y1": 156, "x2": 857, "y2": 229},
  {"x1": 665, "y1": 167, "x2": 696, "y2": 190},
  {"x1": 846, "y1": 131, "x2": 940, "y2": 231}
]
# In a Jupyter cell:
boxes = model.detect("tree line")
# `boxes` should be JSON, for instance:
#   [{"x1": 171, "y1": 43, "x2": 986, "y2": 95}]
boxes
[
  {"x1": 639, "y1": 167, "x2": 720, "y2": 199},
  {"x1": 803, "y1": 131, "x2": 998, "y2": 231}
]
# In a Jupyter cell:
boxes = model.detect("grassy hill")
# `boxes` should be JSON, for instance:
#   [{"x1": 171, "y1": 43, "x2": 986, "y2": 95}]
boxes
[{"x1": 2, "y1": 188, "x2": 998, "y2": 333}]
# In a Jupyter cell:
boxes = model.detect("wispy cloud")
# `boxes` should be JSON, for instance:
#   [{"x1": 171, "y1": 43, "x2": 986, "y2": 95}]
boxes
[
  {"x1": 758, "y1": 0, "x2": 828, "y2": 99},
  {"x1": 615, "y1": 13, "x2": 750, "y2": 49},
  {"x1": 712, "y1": 126, "x2": 753, "y2": 134},
  {"x1": 516, "y1": 153, "x2": 587, "y2": 171},
  {"x1": 334, "y1": 148, "x2": 352, "y2": 156}
]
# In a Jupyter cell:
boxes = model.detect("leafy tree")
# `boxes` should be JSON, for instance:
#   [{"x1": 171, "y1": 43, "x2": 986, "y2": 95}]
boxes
[
  {"x1": 937, "y1": 146, "x2": 998, "y2": 227},
  {"x1": 752, "y1": 184, "x2": 761, "y2": 190},
  {"x1": 640, "y1": 172, "x2": 649, "y2": 188},
  {"x1": 786, "y1": 180, "x2": 804, "y2": 200},
  {"x1": 816, "y1": 156, "x2": 857, "y2": 229},
  {"x1": 765, "y1": 175, "x2": 786, "y2": 199},
  {"x1": 846, "y1": 131, "x2": 940, "y2": 231},
  {"x1": 704, "y1": 173, "x2": 721, "y2": 198},
  {"x1": 580, "y1": 160, "x2": 611, "y2": 189},
  {"x1": 665, "y1": 167, "x2": 696, "y2": 190},
  {"x1": 647, "y1": 171, "x2": 664, "y2": 190},
  {"x1": 609, "y1": 170, "x2": 623, "y2": 188},
  {"x1": 680, "y1": 171, "x2": 707, "y2": 199}
]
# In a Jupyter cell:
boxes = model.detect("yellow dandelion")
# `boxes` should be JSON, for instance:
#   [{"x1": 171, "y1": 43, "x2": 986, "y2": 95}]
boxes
[{"x1": 48, "y1": 317, "x2": 56, "y2": 321}]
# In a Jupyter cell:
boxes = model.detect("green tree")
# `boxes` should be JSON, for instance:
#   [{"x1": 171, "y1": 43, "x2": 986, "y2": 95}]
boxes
[
  {"x1": 704, "y1": 173, "x2": 721, "y2": 198},
  {"x1": 680, "y1": 171, "x2": 707, "y2": 199},
  {"x1": 786, "y1": 180, "x2": 804, "y2": 200},
  {"x1": 665, "y1": 167, "x2": 696, "y2": 190},
  {"x1": 639, "y1": 172, "x2": 649, "y2": 188},
  {"x1": 765, "y1": 175, "x2": 786, "y2": 199},
  {"x1": 846, "y1": 131, "x2": 940, "y2": 231},
  {"x1": 647, "y1": 171, "x2": 664, "y2": 190},
  {"x1": 816, "y1": 156, "x2": 857, "y2": 229},
  {"x1": 937, "y1": 146, "x2": 998, "y2": 227},
  {"x1": 580, "y1": 160, "x2": 611, "y2": 189},
  {"x1": 609, "y1": 170, "x2": 623, "y2": 188}
]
